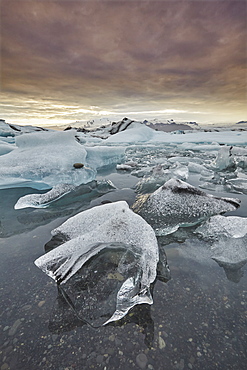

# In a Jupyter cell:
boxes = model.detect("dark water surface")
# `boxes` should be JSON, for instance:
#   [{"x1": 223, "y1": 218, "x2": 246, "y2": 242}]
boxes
[{"x1": 0, "y1": 158, "x2": 247, "y2": 369}]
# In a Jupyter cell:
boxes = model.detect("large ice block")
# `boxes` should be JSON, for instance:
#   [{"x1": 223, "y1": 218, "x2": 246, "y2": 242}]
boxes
[
  {"x1": 0, "y1": 130, "x2": 94, "y2": 189},
  {"x1": 34, "y1": 201, "x2": 159, "y2": 325}
]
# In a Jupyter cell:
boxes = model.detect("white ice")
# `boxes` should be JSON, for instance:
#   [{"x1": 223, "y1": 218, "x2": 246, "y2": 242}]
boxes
[
  {"x1": 0, "y1": 131, "x2": 92, "y2": 189},
  {"x1": 104, "y1": 123, "x2": 247, "y2": 145},
  {"x1": 0, "y1": 140, "x2": 15, "y2": 155},
  {"x1": 34, "y1": 201, "x2": 159, "y2": 325},
  {"x1": 14, "y1": 183, "x2": 76, "y2": 209},
  {"x1": 196, "y1": 215, "x2": 247, "y2": 239}
]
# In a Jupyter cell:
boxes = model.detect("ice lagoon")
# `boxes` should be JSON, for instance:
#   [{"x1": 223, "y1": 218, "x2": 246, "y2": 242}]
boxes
[{"x1": 0, "y1": 118, "x2": 246, "y2": 369}]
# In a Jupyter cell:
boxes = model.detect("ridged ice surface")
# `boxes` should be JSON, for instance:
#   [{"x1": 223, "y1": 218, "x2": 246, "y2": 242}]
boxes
[
  {"x1": 133, "y1": 178, "x2": 241, "y2": 235},
  {"x1": 34, "y1": 201, "x2": 159, "y2": 325}
]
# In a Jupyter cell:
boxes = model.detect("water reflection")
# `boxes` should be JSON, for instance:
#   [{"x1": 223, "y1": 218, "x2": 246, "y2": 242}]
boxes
[
  {"x1": 49, "y1": 286, "x2": 155, "y2": 348},
  {"x1": 0, "y1": 180, "x2": 117, "y2": 238},
  {"x1": 212, "y1": 259, "x2": 247, "y2": 283},
  {"x1": 44, "y1": 245, "x2": 170, "y2": 347}
]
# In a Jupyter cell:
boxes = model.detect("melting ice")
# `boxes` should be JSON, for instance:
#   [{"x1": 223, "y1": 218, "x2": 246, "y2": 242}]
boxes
[{"x1": 1, "y1": 118, "x2": 247, "y2": 323}]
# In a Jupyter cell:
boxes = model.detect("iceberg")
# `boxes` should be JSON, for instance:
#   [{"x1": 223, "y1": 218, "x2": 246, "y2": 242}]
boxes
[
  {"x1": 0, "y1": 130, "x2": 94, "y2": 189},
  {"x1": 133, "y1": 178, "x2": 241, "y2": 235},
  {"x1": 0, "y1": 119, "x2": 51, "y2": 137},
  {"x1": 34, "y1": 201, "x2": 159, "y2": 325},
  {"x1": 14, "y1": 183, "x2": 76, "y2": 209},
  {"x1": 105, "y1": 122, "x2": 159, "y2": 143}
]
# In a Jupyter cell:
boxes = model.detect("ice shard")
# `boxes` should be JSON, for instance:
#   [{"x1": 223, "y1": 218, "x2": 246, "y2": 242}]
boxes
[
  {"x1": 14, "y1": 183, "x2": 76, "y2": 209},
  {"x1": 34, "y1": 201, "x2": 159, "y2": 325},
  {"x1": 133, "y1": 178, "x2": 241, "y2": 235}
]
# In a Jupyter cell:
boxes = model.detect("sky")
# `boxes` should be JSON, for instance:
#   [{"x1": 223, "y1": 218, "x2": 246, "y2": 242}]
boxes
[{"x1": 1, "y1": 0, "x2": 247, "y2": 127}]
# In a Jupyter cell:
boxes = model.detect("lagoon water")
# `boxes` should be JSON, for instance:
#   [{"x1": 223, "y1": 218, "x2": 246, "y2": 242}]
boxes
[{"x1": 0, "y1": 124, "x2": 247, "y2": 369}]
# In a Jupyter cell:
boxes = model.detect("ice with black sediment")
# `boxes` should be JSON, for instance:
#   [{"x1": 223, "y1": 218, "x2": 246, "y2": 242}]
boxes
[
  {"x1": 133, "y1": 178, "x2": 240, "y2": 236},
  {"x1": 34, "y1": 201, "x2": 160, "y2": 325}
]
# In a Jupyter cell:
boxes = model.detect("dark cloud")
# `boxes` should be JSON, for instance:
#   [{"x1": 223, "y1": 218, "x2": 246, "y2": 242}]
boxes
[{"x1": 1, "y1": 0, "x2": 246, "y2": 124}]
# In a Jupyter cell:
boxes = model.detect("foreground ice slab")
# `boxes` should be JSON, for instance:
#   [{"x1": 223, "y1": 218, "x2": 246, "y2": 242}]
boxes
[
  {"x1": 133, "y1": 178, "x2": 241, "y2": 235},
  {"x1": 34, "y1": 201, "x2": 159, "y2": 325},
  {"x1": 14, "y1": 183, "x2": 76, "y2": 209}
]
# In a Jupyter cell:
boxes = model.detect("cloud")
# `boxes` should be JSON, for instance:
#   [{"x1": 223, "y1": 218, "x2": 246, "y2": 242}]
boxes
[{"x1": 1, "y1": 0, "x2": 246, "y2": 125}]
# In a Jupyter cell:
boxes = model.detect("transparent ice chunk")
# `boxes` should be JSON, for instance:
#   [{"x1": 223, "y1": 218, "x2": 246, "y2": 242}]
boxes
[
  {"x1": 85, "y1": 146, "x2": 125, "y2": 170},
  {"x1": 14, "y1": 183, "x2": 76, "y2": 209},
  {"x1": 34, "y1": 201, "x2": 159, "y2": 325},
  {"x1": 133, "y1": 178, "x2": 240, "y2": 236},
  {"x1": 212, "y1": 146, "x2": 236, "y2": 171},
  {"x1": 171, "y1": 162, "x2": 189, "y2": 180}
]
